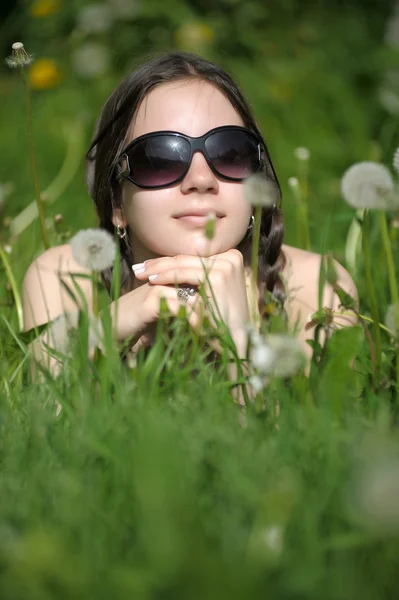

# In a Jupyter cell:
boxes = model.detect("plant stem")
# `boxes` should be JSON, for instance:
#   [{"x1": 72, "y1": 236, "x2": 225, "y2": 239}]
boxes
[
  {"x1": 362, "y1": 210, "x2": 381, "y2": 384},
  {"x1": 250, "y1": 205, "x2": 262, "y2": 324},
  {"x1": 92, "y1": 271, "x2": 99, "y2": 317},
  {"x1": 378, "y1": 210, "x2": 399, "y2": 399},
  {"x1": 0, "y1": 246, "x2": 24, "y2": 331},
  {"x1": 22, "y1": 69, "x2": 49, "y2": 249}
]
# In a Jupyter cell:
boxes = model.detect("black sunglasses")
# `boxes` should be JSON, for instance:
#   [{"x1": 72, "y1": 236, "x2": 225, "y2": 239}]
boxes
[{"x1": 115, "y1": 125, "x2": 267, "y2": 189}]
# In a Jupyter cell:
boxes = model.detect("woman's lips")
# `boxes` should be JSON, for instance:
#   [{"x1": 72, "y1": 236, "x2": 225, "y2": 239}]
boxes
[{"x1": 175, "y1": 215, "x2": 222, "y2": 226}]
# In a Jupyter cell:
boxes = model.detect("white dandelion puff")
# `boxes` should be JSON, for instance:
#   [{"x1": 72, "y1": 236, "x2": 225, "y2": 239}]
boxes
[
  {"x1": 384, "y1": 3, "x2": 399, "y2": 49},
  {"x1": 76, "y1": 3, "x2": 114, "y2": 34},
  {"x1": 379, "y1": 86, "x2": 399, "y2": 116},
  {"x1": 107, "y1": 0, "x2": 141, "y2": 19},
  {"x1": 294, "y1": 147, "x2": 310, "y2": 161},
  {"x1": 262, "y1": 525, "x2": 284, "y2": 555},
  {"x1": 287, "y1": 176, "x2": 299, "y2": 189},
  {"x1": 47, "y1": 311, "x2": 104, "y2": 355},
  {"x1": 70, "y1": 228, "x2": 116, "y2": 271},
  {"x1": 5, "y1": 42, "x2": 33, "y2": 69},
  {"x1": 265, "y1": 334, "x2": 306, "y2": 378},
  {"x1": 250, "y1": 342, "x2": 275, "y2": 374},
  {"x1": 71, "y1": 43, "x2": 111, "y2": 78},
  {"x1": 248, "y1": 374, "x2": 265, "y2": 393},
  {"x1": 393, "y1": 148, "x2": 399, "y2": 174},
  {"x1": 243, "y1": 174, "x2": 279, "y2": 207},
  {"x1": 341, "y1": 162, "x2": 399, "y2": 211}
]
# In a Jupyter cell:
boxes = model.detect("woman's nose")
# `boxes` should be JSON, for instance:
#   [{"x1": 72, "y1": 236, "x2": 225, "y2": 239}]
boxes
[{"x1": 180, "y1": 150, "x2": 219, "y2": 194}]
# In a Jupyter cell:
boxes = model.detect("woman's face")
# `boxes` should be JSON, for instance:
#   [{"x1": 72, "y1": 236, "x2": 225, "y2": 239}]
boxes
[{"x1": 116, "y1": 79, "x2": 252, "y2": 262}]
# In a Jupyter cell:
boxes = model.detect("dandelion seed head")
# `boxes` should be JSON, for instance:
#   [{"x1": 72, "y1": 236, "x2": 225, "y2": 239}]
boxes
[
  {"x1": 107, "y1": 0, "x2": 141, "y2": 19},
  {"x1": 72, "y1": 43, "x2": 111, "y2": 78},
  {"x1": 70, "y1": 228, "x2": 116, "y2": 271},
  {"x1": 77, "y1": 3, "x2": 114, "y2": 34},
  {"x1": 294, "y1": 147, "x2": 310, "y2": 161},
  {"x1": 243, "y1": 174, "x2": 279, "y2": 207},
  {"x1": 266, "y1": 334, "x2": 306, "y2": 378},
  {"x1": 5, "y1": 42, "x2": 33, "y2": 69},
  {"x1": 262, "y1": 525, "x2": 284, "y2": 554},
  {"x1": 47, "y1": 312, "x2": 104, "y2": 355},
  {"x1": 251, "y1": 342, "x2": 275, "y2": 373},
  {"x1": 248, "y1": 374, "x2": 265, "y2": 393},
  {"x1": 288, "y1": 177, "x2": 299, "y2": 189},
  {"x1": 341, "y1": 162, "x2": 398, "y2": 211}
]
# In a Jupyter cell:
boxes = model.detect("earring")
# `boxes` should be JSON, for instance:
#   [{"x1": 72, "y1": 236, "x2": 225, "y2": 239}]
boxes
[
  {"x1": 247, "y1": 214, "x2": 255, "y2": 232},
  {"x1": 116, "y1": 224, "x2": 127, "y2": 240}
]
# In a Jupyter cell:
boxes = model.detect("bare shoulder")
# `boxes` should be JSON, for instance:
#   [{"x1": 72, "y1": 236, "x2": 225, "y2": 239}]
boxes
[
  {"x1": 282, "y1": 244, "x2": 358, "y2": 301},
  {"x1": 281, "y1": 244, "x2": 358, "y2": 357},
  {"x1": 22, "y1": 244, "x2": 93, "y2": 330}
]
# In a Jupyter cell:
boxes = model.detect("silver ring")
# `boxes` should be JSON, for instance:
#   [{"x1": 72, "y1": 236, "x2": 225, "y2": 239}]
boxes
[{"x1": 177, "y1": 287, "x2": 197, "y2": 302}]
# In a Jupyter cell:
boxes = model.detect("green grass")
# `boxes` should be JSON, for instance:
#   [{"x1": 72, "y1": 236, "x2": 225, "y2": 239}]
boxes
[{"x1": 1, "y1": 2, "x2": 399, "y2": 597}]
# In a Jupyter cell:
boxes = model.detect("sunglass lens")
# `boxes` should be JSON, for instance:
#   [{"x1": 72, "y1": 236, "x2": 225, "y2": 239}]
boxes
[
  {"x1": 129, "y1": 136, "x2": 190, "y2": 187},
  {"x1": 205, "y1": 130, "x2": 260, "y2": 180}
]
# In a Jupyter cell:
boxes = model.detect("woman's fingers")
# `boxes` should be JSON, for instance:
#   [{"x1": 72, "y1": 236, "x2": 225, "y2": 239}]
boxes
[{"x1": 146, "y1": 267, "x2": 224, "y2": 291}]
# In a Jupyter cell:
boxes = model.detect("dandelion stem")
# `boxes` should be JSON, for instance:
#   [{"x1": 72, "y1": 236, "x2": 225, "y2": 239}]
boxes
[
  {"x1": 250, "y1": 205, "x2": 262, "y2": 324},
  {"x1": 0, "y1": 246, "x2": 24, "y2": 331},
  {"x1": 92, "y1": 271, "x2": 99, "y2": 317},
  {"x1": 362, "y1": 210, "x2": 381, "y2": 384},
  {"x1": 22, "y1": 69, "x2": 49, "y2": 249},
  {"x1": 378, "y1": 210, "x2": 399, "y2": 399}
]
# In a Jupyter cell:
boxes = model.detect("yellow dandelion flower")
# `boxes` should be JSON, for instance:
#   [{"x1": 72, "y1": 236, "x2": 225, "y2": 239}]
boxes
[
  {"x1": 30, "y1": 0, "x2": 61, "y2": 18},
  {"x1": 29, "y1": 58, "x2": 61, "y2": 89},
  {"x1": 175, "y1": 22, "x2": 214, "y2": 49}
]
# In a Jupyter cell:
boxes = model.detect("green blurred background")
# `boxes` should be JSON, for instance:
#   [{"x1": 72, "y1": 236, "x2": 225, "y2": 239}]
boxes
[{"x1": 0, "y1": 0, "x2": 398, "y2": 284}]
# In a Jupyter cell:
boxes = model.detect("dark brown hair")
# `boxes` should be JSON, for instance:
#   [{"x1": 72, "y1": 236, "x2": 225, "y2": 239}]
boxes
[{"x1": 86, "y1": 51, "x2": 286, "y2": 309}]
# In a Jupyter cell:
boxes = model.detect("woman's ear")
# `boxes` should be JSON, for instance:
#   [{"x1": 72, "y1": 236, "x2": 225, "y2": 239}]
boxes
[{"x1": 111, "y1": 207, "x2": 127, "y2": 229}]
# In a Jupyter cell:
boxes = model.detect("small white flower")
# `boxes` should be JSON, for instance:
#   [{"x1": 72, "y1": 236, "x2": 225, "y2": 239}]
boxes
[
  {"x1": 265, "y1": 334, "x2": 306, "y2": 378},
  {"x1": 379, "y1": 86, "x2": 399, "y2": 116},
  {"x1": 341, "y1": 161, "x2": 399, "y2": 210},
  {"x1": 5, "y1": 42, "x2": 33, "y2": 68},
  {"x1": 287, "y1": 176, "x2": 299, "y2": 189},
  {"x1": 384, "y1": 302, "x2": 399, "y2": 337},
  {"x1": 70, "y1": 228, "x2": 116, "y2": 271},
  {"x1": 72, "y1": 43, "x2": 111, "y2": 78},
  {"x1": 250, "y1": 342, "x2": 275, "y2": 373},
  {"x1": 393, "y1": 148, "x2": 399, "y2": 174},
  {"x1": 243, "y1": 174, "x2": 279, "y2": 207},
  {"x1": 76, "y1": 3, "x2": 114, "y2": 34},
  {"x1": 248, "y1": 374, "x2": 265, "y2": 393},
  {"x1": 107, "y1": 0, "x2": 141, "y2": 18},
  {"x1": 294, "y1": 147, "x2": 310, "y2": 161},
  {"x1": 47, "y1": 311, "x2": 104, "y2": 355},
  {"x1": 3, "y1": 244, "x2": 12, "y2": 255},
  {"x1": 384, "y1": 5, "x2": 399, "y2": 49},
  {"x1": 262, "y1": 524, "x2": 284, "y2": 555},
  {"x1": 250, "y1": 334, "x2": 305, "y2": 378}
]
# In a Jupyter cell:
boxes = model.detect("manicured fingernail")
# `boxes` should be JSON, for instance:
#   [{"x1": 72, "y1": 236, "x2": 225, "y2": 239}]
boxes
[
  {"x1": 132, "y1": 262, "x2": 146, "y2": 274},
  {"x1": 148, "y1": 274, "x2": 158, "y2": 281}
]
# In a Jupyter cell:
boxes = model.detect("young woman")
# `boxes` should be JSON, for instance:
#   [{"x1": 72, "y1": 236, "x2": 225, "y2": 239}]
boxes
[{"x1": 22, "y1": 51, "x2": 358, "y2": 376}]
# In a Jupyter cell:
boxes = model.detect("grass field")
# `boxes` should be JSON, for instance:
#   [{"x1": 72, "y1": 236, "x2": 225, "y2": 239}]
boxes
[{"x1": 0, "y1": 1, "x2": 399, "y2": 598}]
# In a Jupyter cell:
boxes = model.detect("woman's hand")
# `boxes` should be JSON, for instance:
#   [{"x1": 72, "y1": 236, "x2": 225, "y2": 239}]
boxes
[{"x1": 133, "y1": 249, "x2": 251, "y2": 356}]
